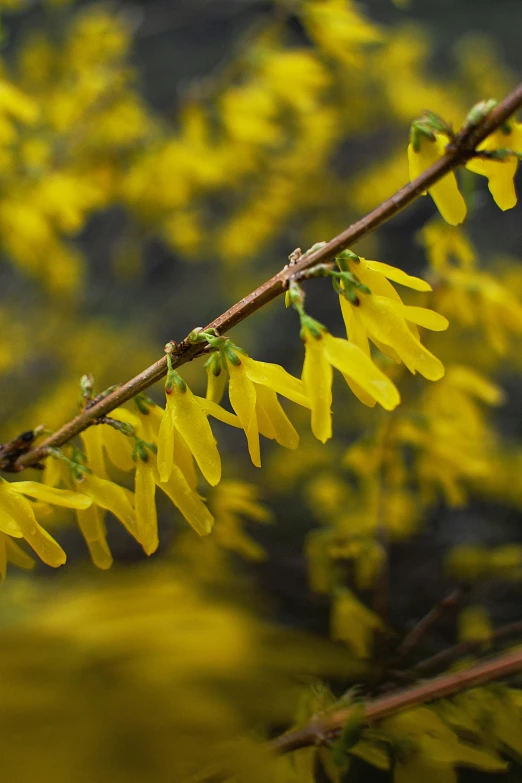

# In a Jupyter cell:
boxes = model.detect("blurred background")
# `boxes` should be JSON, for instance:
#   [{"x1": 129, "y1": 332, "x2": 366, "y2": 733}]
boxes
[{"x1": 0, "y1": 1, "x2": 522, "y2": 780}]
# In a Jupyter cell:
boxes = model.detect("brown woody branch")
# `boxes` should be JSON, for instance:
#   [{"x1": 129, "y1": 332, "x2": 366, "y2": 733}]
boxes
[
  {"x1": 270, "y1": 647, "x2": 522, "y2": 754},
  {"x1": 4, "y1": 81, "x2": 522, "y2": 472}
]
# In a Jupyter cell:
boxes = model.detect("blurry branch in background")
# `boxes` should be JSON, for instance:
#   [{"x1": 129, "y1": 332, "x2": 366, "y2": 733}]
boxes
[
  {"x1": 394, "y1": 587, "x2": 464, "y2": 662},
  {"x1": 270, "y1": 647, "x2": 522, "y2": 755},
  {"x1": 2, "y1": 80, "x2": 522, "y2": 474},
  {"x1": 412, "y1": 617, "x2": 522, "y2": 677}
]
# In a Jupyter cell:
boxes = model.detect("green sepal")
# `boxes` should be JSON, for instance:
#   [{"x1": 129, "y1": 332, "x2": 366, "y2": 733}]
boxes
[{"x1": 300, "y1": 314, "x2": 325, "y2": 340}]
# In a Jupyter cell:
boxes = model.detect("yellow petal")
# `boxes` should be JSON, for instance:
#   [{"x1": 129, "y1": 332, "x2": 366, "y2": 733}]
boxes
[
  {"x1": 205, "y1": 365, "x2": 228, "y2": 404},
  {"x1": 0, "y1": 504, "x2": 23, "y2": 537},
  {"x1": 339, "y1": 294, "x2": 371, "y2": 355},
  {"x1": 0, "y1": 483, "x2": 66, "y2": 567},
  {"x1": 466, "y1": 156, "x2": 517, "y2": 210},
  {"x1": 429, "y1": 173, "x2": 467, "y2": 226},
  {"x1": 359, "y1": 295, "x2": 445, "y2": 380},
  {"x1": 401, "y1": 305, "x2": 449, "y2": 331},
  {"x1": 343, "y1": 376, "x2": 377, "y2": 408},
  {"x1": 79, "y1": 474, "x2": 137, "y2": 539},
  {"x1": 323, "y1": 333, "x2": 400, "y2": 411},
  {"x1": 81, "y1": 426, "x2": 108, "y2": 479},
  {"x1": 195, "y1": 396, "x2": 242, "y2": 428},
  {"x1": 301, "y1": 330, "x2": 332, "y2": 443},
  {"x1": 99, "y1": 415, "x2": 135, "y2": 472},
  {"x1": 168, "y1": 384, "x2": 221, "y2": 486},
  {"x1": 228, "y1": 362, "x2": 261, "y2": 467},
  {"x1": 9, "y1": 481, "x2": 93, "y2": 509},
  {"x1": 255, "y1": 384, "x2": 299, "y2": 449},
  {"x1": 363, "y1": 260, "x2": 432, "y2": 291},
  {"x1": 241, "y1": 355, "x2": 311, "y2": 408},
  {"x1": 157, "y1": 399, "x2": 176, "y2": 483},
  {"x1": 173, "y1": 427, "x2": 198, "y2": 490},
  {"x1": 135, "y1": 458, "x2": 159, "y2": 555},
  {"x1": 155, "y1": 465, "x2": 214, "y2": 536},
  {"x1": 75, "y1": 504, "x2": 113, "y2": 570}
]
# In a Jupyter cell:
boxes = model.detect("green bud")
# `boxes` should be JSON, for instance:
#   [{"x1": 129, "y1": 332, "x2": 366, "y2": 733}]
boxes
[
  {"x1": 223, "y1": 344, "x2": 242, "y2": 366},
  {"x1": 465, "y1": 99, "x2": 497, "y2": 129}
]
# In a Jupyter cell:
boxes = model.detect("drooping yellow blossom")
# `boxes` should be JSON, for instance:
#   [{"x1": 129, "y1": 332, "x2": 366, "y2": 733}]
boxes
[
  {"x1": 223, "y1": 351, "x2": 311, "y2": 467},
  {"x1": 418, "y1": 220, "x2": 476, "y2": 273},
  {"x1": 338, "y1": 255, "x2": 448, "y2": 380},
  {"x1": 394, "y1": 365, "x2": 504, "y2": 506},
  {"x1": 433, "y1": 266, "x2": 522, "y2": 353},
  {"x1": 210, "y1": 481, "x2": 273, "y2": 561},
  {"x1": 301, "y1": 325, "x2": 400, "y2": 443},
  {"x1": 465, "y1": 123, "x2": 522, "y2": 210},
  {"x1": 157, "y1": 375, "x2": 221, "y2": 486},
  {"x1": 0, "y1": 478, "x2": 92, "y2": 567},
  {"x1": 331, "y1": 588, "x2": 384, "y2": 658},
  {"x1": 408, "y1": 131, "x2": 467, "y2": 225}
]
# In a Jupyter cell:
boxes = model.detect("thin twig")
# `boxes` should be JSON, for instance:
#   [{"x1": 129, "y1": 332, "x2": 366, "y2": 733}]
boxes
[
  {"x1": 395, "y1": 588, "x2": 464, "y2": 661},
  {"x1": 413, "y1": 618, "x2": 522, "y2": 676},
  {"x1": 270, "y1": 647, "x2": 522, "y2": 754},
  {"x1": 5, "y1": 81, "x2": 522, "y2": 473}
]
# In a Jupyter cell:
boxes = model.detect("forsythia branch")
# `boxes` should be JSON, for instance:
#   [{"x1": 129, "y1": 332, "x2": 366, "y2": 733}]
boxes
[
  {"x1": 5, "y1": 80, "x2": 522, "y2": 473},
  {"x1": 270, "y1": 647, "x2": 522, "y2": 754}
]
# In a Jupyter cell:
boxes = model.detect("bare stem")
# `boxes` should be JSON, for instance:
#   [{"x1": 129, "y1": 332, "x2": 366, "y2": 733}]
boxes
[{"x1": 5, "y1": 81, "x2": 522, "y2": 472}]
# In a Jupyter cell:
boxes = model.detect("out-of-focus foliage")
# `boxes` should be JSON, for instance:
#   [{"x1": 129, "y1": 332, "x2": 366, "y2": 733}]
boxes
[{"x1": 1, "y1": 0, "x2": 522, "y2": 781}]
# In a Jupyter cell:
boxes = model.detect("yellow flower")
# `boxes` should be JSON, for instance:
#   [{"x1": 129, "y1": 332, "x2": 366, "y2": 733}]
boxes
[
  {"x1": 331, "y1": 588, "x2": 384, "y2": 658},
  {"x1": 0, "y1": 479, "x2": 92, "y2": 567},
  {"x1": 222, "y1": 351, "x2": 310, "y2": 467},
  {"x1": 135, "y1": 456, "x2": 159, "y2": 556},
  {"x1": 338, "y1": 255, "x2": 448, "y2": 380},
  {"x1": 157, "y1": 375, "x2": 221, "y2": 486},
  {"x1": 408, "y1": 131, "x2": 467, "y2": 225},
  {"x1": 418, "y1": 221, "x2": 476, "y2": 273},
  {"x1": 465, "y1": 123, "x2": 522, "y2": 210},
  {"x1": 301, "y1": 325, "x2": 400, "y2": 443}
]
